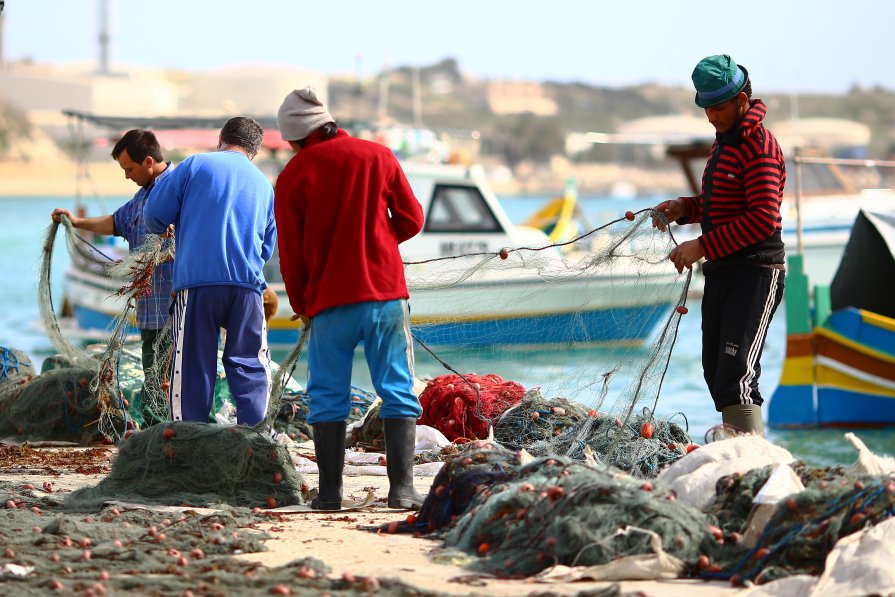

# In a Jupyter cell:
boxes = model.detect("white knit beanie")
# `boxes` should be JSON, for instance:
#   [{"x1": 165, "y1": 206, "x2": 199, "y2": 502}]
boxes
[{"x1": 276, "y1": 86, "x2": 335, "y2": 142}]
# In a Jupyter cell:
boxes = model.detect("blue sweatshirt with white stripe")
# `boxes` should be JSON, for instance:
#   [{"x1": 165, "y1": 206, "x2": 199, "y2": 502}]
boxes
[{"x1": 143, "y1": 150, "x2": 277, "y2": 293}]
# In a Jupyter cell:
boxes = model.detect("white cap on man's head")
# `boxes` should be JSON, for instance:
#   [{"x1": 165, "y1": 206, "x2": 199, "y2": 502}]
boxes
[{"x1": 276, "y1": 86, "x2": 335, "y2": 142}]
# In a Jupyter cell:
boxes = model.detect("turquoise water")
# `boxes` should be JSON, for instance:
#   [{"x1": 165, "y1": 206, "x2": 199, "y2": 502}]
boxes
[{"x1": 3, "y1": 195, "x2": 895, "y2": 466}]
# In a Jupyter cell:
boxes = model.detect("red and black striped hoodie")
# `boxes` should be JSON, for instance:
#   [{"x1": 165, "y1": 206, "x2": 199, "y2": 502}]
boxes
[{"x1": 678, "y1": 99, "x2": 786, "y2": 273}]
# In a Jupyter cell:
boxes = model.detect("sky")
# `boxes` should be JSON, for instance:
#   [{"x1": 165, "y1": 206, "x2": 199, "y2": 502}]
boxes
[{"x1": 1, "y1": 0, "x2": 892, "y2": 94}]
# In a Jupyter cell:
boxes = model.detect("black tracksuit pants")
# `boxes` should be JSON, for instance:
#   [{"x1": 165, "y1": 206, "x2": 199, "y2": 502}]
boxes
[{"x1": 701, "y1": 265, "x2": 784, "y2": 412}]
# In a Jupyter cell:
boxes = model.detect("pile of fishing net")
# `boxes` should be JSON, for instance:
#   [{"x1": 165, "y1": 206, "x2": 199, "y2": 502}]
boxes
[
  {"x1": 539, "y1": 408, "x2": 694, "y2": 477},
  {"x1": 477, "y1": 383, "x2": 695, "y2": 477},
  {"x1": 0, "y1": 345, "x2": 119, "y2": 444},
  {"x1": 703, "y1": 462, "x2": 895, "y2": 586},
  {"x1": 273, "y1": 386, "x2": 378, "y2": 445},
  {"x1": 0, "y1": 363, "x2": 127, "y2": 444},
  {"x1": 492, "y1": 388, "x2": 587, "y2": 451},
  {"x1": 0, "y1": 345, "x2": 35, "y2": 386},
  {"x1": 65, "y1": 421, "x2": 306, "y2": 511},
  {"x1": 414, "y1": 441, "x2": 520, "y2": 533},
  {"x1": 0, "y1": 340, "x2": 181, "y2": 444},
  {"x1": 349, "y1": 401, "x2": 385, "y2": 451},
  {"x1": 417, "y1": 373, "x2": 524, "y2": 442},
  {"x1": 707, "y1": 460, "x2": 847, "y2": 534},
  {"x1": 414, "y1": 443, "x2": 716, "y2": 578}
]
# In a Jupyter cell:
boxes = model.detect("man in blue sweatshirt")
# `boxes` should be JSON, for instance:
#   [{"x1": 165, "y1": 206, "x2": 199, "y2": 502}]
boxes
[{"x1": 144, "y1": 117, "x2": 277, "y2": 426}]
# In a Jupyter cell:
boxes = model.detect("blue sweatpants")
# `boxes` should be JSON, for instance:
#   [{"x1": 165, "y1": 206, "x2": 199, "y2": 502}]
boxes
[
  {"x1": 169, "y1": 286, "x2": 271, "y2": 425},
  {"x1": 307, "y1": 299, "x2": 421, "y2": 424}
]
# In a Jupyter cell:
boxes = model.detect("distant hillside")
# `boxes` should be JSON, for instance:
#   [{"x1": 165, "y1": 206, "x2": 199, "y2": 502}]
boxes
[{"x1": 328, "y1": 58, "x2": 895, "y2": 162}]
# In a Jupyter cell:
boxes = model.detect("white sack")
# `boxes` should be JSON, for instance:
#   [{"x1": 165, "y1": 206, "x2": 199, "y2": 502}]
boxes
[{"x1": 658, "y1": 436, "x2": 794, "y2": 511}]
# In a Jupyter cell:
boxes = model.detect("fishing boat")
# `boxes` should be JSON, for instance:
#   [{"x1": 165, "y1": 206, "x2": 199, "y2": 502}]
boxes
[
  {"x1": 57, "y1": 113, "x2": 682, "y2": 349},
  {"x1": 261, "y1": 162, "x2": 681, "y2": 347},
  {"x1": 768, "y1": 209, "x2": 895, "y2": 427}
]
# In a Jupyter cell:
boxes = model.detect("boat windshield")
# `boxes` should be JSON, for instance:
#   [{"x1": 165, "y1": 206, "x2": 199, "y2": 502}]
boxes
[{"x1": 425, "y1": 185, "x2": 502, "y2": 233}]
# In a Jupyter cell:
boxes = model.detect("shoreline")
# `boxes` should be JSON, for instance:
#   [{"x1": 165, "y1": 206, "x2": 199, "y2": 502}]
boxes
[
  {"x1": 0, "y1": 159, "x2": 687, "y2": 199},
  {"x1": 0, "y1": 161, "x2": 135, "y2": 198}
]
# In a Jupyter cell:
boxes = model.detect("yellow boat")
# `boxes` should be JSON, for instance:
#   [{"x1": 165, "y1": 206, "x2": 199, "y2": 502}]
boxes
[{"x1": 522, "y1": 179, "x2": 587, "y2": 245}]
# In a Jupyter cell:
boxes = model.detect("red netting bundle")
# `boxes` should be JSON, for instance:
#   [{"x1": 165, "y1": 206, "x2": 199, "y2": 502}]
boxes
[{"x1": 418, "y1": 373, "x2": 524, "y2": 441}]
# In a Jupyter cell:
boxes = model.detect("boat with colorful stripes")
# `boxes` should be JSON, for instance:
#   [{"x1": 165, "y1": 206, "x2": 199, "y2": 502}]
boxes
[{"x1": 769, "y1": 210, "x2": 895, "y2": 427}]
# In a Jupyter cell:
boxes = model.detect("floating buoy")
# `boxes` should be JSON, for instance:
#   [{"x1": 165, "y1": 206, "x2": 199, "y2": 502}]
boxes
[
  {"x1": 676, "y1": 305, "x2": 689, "y2": 315},
  {"x1": 499, "y1": 248, "x2": 509, "y2": 260},
  {"x1": 625, "y1": 211, "x2": 635, "y2": 221},
  {"x1": 640, "y1": 422, "x2": 654, "y2": 439}
]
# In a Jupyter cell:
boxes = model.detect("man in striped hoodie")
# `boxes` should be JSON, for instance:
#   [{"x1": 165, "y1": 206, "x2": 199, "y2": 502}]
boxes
[{"x1": 652, "y1": 55, "x2": 786, "y2": 435}]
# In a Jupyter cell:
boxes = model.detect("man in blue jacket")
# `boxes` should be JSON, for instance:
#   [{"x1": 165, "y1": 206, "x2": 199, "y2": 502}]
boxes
[{"x1": 144, "y1": 117, "x2": 277, "y2": 426}]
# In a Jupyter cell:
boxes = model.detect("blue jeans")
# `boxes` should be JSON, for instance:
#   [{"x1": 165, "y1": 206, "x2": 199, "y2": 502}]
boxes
[{"x1": 307, "y1": 299, "x2": 421, "y2": 424}]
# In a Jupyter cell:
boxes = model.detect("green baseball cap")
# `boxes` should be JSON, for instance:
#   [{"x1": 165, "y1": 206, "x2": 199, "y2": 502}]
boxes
[{"x1": 692, "y1": 54, "x2": 749, "y2": 108}]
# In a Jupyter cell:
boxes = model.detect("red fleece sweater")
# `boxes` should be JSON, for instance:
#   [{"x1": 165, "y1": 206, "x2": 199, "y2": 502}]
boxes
[{"x1": 274, "y1": 129, "x2": 425, "y2": 318}]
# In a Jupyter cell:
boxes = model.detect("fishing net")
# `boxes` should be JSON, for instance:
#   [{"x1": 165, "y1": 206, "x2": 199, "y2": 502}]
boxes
[
  {"x1": 37, "y1": 217, "x2": 175, "y2": 442},
  {"x1": 415, "y1": 441, "x2": 520, "y2": 533},
  {"x1": 707, "y1": 461, "x2": 846, "y2": 534},
  {"x1": 703, "y1": 463, "x2": 895, "y2": 586},
  {"x1": 0, "y1": 346, "x2": 35, "y2": 387},
  {"x1": 418, "y1": 373, "x2": 525, "y2": 442},
  {"x1": 404, "y1": 209, "x2": 693, "y2": 472},
  {"x1": 64, "y1": 422, "x2": 306, "y2": 511},
  {"x1": 492, "y1": 388, "x2": 588, "y2": 451},
  {"x1": 349, "y1": 401, "x2": 385, "y2": 450},
  {"x1": 0, "y1": 343, "x2": 172, "y2": 444},
  {"x1": 436, "y1": 450, "x2": 717, "y2": 578},
  {"x1": 265, "y1": 385, "x2": 377, "y2": 444},
  {"x1": 2, "y1": 479, "x2": 438, "y2": 597},
  {"x1": 0, "y1": 366, "x2": 124, "y2": 444}
]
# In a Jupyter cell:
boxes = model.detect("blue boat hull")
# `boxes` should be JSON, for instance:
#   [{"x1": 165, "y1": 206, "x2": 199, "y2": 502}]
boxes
[{"x1": 268, "y1": 302, "x2": 672, "y2": 349}]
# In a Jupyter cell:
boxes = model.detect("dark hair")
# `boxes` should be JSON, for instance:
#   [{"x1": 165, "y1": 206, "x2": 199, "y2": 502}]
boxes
[
  {"x1": 111, "y1": 129, "x2": 163, "y2": 163},
  {"x1": 297, "y1": 121, "x2": 338, "y2": 148},
  {"x1": 221, "y1": 117, "x2": 264, "y2": 159},
  {"x1": 731, "y1": 77, "x2": 754, "y2": 102}
]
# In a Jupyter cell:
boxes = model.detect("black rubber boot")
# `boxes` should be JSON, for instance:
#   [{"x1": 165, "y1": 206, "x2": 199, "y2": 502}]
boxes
[
  {"x1": 383, "y1": 418, "x2": 424, "y2": 509},
  {"x1": 721, "y1": 404, "x2": 765, "y2": 436},
  {"x1": 310, "y1": 421, "x2": 346, "y2": 510}
]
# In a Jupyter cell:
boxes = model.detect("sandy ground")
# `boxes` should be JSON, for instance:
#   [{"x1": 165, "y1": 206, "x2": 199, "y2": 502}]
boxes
[
  {"x1": 0, "y1": 448, "x2": 741, "y2": 597},
  {"x1": 237, "y1": 472, "x2": 741, "y2": 597}
]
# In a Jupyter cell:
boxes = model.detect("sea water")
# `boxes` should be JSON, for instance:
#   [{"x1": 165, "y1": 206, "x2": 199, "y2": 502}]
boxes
[{"x1": 3, "y1": 195, "x2": 894, "y2": 466}]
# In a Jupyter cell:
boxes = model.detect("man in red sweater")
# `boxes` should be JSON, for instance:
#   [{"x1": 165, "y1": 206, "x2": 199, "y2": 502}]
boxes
[
  {"x1": 652, "y1": 55, "x2": 786, "y2": 435},
  {"x1": 274, "y1": 86, "x2": 426, "y2": 510}
]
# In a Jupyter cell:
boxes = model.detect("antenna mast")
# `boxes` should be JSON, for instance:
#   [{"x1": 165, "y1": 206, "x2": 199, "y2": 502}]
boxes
[{"x1": 98, "y1": 0, "x2": 111, "y2": 75}]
